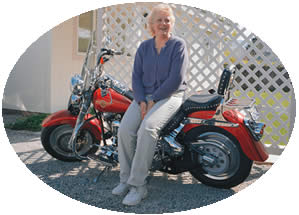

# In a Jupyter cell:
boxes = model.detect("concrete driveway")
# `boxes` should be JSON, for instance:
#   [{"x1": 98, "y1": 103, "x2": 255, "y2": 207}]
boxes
[{"x1": 3, "y1": 113, "x2": 271, "y2": 213}]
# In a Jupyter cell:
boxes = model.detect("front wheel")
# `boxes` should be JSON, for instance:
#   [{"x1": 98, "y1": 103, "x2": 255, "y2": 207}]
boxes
[
  {"x1": 187, "y1": 127, "x2": 253, "y2": 189},
  {"x1": 41, "y1": 124, "x2": 98, "y2": 161}
]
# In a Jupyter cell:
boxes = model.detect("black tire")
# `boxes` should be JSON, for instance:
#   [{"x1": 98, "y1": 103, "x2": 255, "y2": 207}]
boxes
[
  {"x1": 186, "y1": 126, "x2": 253, "y2": 189},
  {"x1": 41, "y1": 124, "x2": 98, "y2": 162}
]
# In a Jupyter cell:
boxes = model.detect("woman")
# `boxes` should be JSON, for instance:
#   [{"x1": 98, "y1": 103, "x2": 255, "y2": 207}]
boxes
[{"x1": 112, "y1": 4, "x2": 189, "y2": 206}]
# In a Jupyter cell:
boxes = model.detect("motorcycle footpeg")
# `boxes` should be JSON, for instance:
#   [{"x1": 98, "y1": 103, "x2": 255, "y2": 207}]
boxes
[
  {"x1": 163, "y1": 141, "x2": 184, "y2": 157},
  {"x1": 87, "y1": 153, "x2": 117, "y2": 167},
  {"x1": 172, "y1": 147, "x2": 184, "y2": 157}
]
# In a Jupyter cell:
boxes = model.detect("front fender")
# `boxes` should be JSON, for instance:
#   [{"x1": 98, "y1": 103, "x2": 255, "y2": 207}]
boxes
[{"x1": 42, "y1": 110, "x2": 102, "y2": 141}]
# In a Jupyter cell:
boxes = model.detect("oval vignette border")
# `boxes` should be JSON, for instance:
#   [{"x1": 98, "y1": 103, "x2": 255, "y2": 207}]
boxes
[{"x1": 0, "y1": 1, "x2": 298, "y2": 215}]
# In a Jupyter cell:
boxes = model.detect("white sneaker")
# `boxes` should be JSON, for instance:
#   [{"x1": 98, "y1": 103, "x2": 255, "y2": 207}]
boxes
[
  {"x1": 122, "y1": 185, "x2": 148, "y2": 206},
  {"x1": 112, "y1": 183, "x2": 130, "y2": 196}
]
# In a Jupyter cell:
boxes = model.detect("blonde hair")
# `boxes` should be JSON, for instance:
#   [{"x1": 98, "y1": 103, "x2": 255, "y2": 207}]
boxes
[{"x1": 147, "y1": 4, "x2": 175, "y2": 36}]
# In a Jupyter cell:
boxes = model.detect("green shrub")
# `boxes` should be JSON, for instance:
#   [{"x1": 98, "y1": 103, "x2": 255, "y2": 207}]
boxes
[{"x1": 5, "y1": 113, "x2": 49, "y2": 131}]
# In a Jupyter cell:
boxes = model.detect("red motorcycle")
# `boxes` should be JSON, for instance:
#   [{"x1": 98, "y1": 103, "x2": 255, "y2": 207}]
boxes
[{"x1": 41, "y1": 34, "x2": 268, "y2": 188}]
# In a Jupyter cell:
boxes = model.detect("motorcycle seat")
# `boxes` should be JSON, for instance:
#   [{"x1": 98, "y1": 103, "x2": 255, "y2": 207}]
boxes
[
  {"x1": 160, "y1": 67, "x2": 233, "y2": 135},
  {"x1": 182, "y1": 94, "x2": 222, "y2": 113},
  {"x1": 160, "y1": 94, "x2": 222, "y2": 135}
]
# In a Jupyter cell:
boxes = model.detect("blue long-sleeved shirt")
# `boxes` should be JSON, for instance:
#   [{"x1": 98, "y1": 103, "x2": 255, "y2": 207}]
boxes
[{"x1": 132, "y1": 35, "x2": 189, "y2": 103}]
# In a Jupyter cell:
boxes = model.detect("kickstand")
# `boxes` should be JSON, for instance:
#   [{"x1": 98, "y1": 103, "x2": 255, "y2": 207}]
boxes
[{"x1": 93, "y1": 166, "x2": 111, "y2": 183}]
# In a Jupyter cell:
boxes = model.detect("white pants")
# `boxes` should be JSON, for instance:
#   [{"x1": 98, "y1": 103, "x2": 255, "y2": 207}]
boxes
[{"x1": 117, "y1": 94, "x2": 184, "y2": 186}]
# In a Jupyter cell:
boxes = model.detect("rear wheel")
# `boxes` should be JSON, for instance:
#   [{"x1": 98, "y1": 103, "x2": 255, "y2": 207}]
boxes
[
  {"x1": 187, "y1": 126, "x2": 253, "y2": 189},
  {"x1": 41, "y1": 124, "x2": 98, "y2": 161}
]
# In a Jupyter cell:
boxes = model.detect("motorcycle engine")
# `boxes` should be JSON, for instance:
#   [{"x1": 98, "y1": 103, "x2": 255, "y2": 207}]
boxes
[
  {"x1": 150, "y1": 140, "x2": 164, "y2": 171},
  {"x1": 111, "y1": 120, "x2": 120, "y2": 137}
]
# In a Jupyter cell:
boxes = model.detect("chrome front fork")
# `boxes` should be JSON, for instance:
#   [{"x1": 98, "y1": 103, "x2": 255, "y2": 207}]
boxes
[{"x1": 69, "y1": 91, "x2": 93, "y2": 160}]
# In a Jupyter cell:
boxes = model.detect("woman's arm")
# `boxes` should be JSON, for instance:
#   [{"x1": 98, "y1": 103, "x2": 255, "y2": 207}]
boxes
[
  {"x1": 132, "y1": 44, "x2": 146, "y2": 103},
  {"x1": 152, "y1": 40, "x2": 189, "y2": 102}
]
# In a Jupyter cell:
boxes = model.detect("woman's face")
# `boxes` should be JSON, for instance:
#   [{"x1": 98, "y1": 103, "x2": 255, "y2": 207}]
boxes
[{"x1": 152, "y1": 11, "x2": 173, "y2": 38}]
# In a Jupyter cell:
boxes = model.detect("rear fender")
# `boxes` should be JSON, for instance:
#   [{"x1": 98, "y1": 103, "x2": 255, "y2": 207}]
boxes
[
  {"x1": 222, "y1": 110, "x2": 268, "y2": 161},
  {"x1": 42, "y1": 110, "x2": 102, "y2": 141},
  {"x1": 183, "y1": 110, "x2": 269, "y2": 162},
  {"x1": 224, "y1": 125, "x2": 268, "y2": 162}
]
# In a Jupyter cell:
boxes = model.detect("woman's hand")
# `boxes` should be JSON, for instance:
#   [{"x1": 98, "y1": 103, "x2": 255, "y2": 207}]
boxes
[
  {"x1": 146, "y1": 100, "x2": 155, "y2": 114},
  {"x1": 140, "y1": 101, "x2": 147, "y2": 120},
  {"x1": 140, "y1": 101, "x2": 155, "y2": 120}
]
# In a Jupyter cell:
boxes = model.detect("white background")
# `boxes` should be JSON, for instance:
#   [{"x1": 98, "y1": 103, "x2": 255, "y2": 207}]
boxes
[{"x1": 0, "y1": 0, "x2": 298, "y2": 214}]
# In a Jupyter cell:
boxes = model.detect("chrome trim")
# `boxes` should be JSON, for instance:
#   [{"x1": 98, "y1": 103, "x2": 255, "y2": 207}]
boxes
[
  {"x1": 244, "y1": 119, "x2": 265, "y2": 141},
  {"x1": 70, "y1": 74, "x2": 84, "y2": 95},
  {"x1": 70, "y1": 94, "x2": 81, "y2": 105},
  {"x1": 69, "y1": 111, "x2": 88, "y2": 160},
  {"x1": 186, "y1": 117, "x2": 239, "y2": 127},
  {"x1": 163, "y1": 122, "x2": 185, "y2": 151},
  {"x1": 214, "y1": 99, "x2": 226, "y2": 121}
]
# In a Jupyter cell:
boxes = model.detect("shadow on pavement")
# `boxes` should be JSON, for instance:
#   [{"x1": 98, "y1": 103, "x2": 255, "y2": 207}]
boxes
[
  {"x1": 5, "y1": 126, "x2": 270, "y2": 214},
  {"x1": 24, "y1": 157, "x2": 235, "y2": 213}
]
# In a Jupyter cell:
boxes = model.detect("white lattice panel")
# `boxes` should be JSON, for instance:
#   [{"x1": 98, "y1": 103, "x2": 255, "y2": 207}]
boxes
[{"x1": 97, "y1": 3, "x2": 295, "y2": 155}]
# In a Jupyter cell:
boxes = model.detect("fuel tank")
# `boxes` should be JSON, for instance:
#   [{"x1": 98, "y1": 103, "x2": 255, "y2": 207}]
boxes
[{"x1": 93, "y1": 88, "x2": 131, "y2": 113}]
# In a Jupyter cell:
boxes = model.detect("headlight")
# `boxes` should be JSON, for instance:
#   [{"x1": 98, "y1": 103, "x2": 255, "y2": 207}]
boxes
[
  {"x1": 69, "y1": 94, "x2": 81, "y2": 105},
  {"x1": 70, "y1": 74, "x2": 84, "y2": 95}
]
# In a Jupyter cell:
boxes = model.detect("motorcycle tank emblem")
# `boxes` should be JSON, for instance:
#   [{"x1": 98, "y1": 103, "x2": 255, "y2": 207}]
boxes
[{"x1": 96, "y1": 100, "x2": 108, "y2": 108}]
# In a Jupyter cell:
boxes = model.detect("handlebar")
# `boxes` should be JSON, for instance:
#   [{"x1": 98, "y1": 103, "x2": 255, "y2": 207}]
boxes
[
  {"x1": 101, "y1": 48, "x2": 123, "y2": 56},
  {"x1": 96, "y1": 48, "x2": 123, "y2": 66},
  {"x1": 113, "y1": 50, "x2": 124, "y2": 55},
  {"x1": 105, "y1": 48, "x2": 123, "y2": 56}
]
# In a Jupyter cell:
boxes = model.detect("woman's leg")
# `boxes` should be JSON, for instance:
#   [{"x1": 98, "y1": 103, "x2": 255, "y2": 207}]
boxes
[
  {"x1": 117, "y1": 101, "x2": 143, "y2": 183},
  {"x1": 126, "y1": 95, "x2": 183, "y2": 186}
]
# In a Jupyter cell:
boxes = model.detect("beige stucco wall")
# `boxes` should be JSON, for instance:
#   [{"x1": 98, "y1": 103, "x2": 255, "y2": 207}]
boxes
[
  {"x1": 2, "y1": 31, "x2": 52, "y2": 113},
  {"x1": 50, "y1": 17, "x2": 85, "y2": 112},
  {"x1": 2, "y1": 16, "x2": 85, "y2": 114}
]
